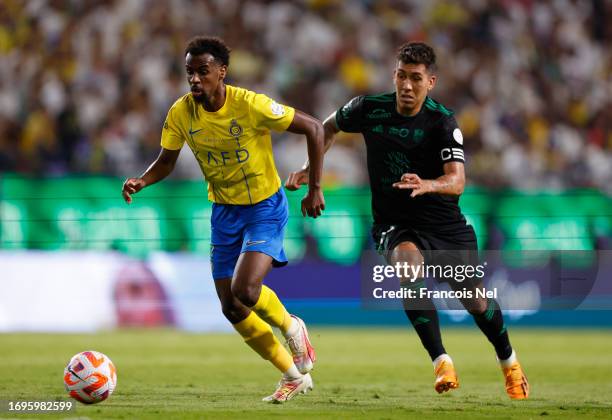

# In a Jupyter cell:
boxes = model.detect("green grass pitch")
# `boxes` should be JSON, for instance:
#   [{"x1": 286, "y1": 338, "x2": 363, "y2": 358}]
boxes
[{"x1": 1, "y1": 328, "x2": 611, "y2": 419}]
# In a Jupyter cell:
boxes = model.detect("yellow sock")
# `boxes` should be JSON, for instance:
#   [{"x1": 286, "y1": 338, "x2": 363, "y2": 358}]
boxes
[
  {"x1": 233, "y1": 311, "x2": 293, "y2": 373},
  {"x1": 251, "y1": 285, "x2": 293, "y2": 334}
]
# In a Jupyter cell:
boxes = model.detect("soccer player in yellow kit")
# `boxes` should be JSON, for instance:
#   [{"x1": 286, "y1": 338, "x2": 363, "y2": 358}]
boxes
[{"x1": 121, "y1": 36, "x2": 325, "y2": 403}]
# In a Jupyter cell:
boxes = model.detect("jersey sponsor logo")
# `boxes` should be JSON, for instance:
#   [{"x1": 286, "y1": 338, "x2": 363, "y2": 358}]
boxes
[
  {"x1": 270, "y1": 101, "x2": 285, "y2": 116},
  {"x1": 367, "y1": 108, "x2": 393, "y2": 119},
  {"x1": 340, "y1": 103, "x2": 352, "y2": 119},
  {"x1": 453, "y1": 128, "x2": 463, "y2": 145},
  {"x1": 229, "y1": 119, "x2": 243, "y2": 137},
  {"x1": 163, "y1": 120, "x2": 169, "y2": 130},
  {"x1": 245, "y1": 240, "x2": 267, "y2": 246},
  {"x1": 381, "y1": 126, "x2": 425, "y2": 143},
  {"x1": 206, "y1": 148, "x2": 250, "y2": 166},
  {"x1": 389, "y1": 126, "x2": 410, "y2": 138},
  {"x1": 440, "y1": 147, "x2": 465, "y2": 161},
  {"x1": 189, "y1": 127, "x2": 203, "y2": 135}
]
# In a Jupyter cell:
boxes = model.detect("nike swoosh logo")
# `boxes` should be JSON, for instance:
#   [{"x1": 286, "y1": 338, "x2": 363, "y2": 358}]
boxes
[
  {"x1": 189, "y1": 128, "x2": 203, "y2": 135},
  {"x1": 246, "y1": 240, "x2": 267, "y2": 246}
]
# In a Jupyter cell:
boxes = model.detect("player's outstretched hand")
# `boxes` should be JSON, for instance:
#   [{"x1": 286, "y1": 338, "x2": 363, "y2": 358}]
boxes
[
  {"x1": 285, "y1": 168, "x2": 309, "y2": 191},
  {"x1": 301, "y1": 187, "x2": 325, "y2": 218},
  {"x1": 392, "y1": 173, "x2": 432, "y2": 197},
  {"x1": 122, "y1": 178, "x2": 147, "y2": 204}
]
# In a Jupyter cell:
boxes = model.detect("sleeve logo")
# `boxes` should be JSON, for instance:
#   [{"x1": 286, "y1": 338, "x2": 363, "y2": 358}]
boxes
[
  {"x1": 270, "y1": 101, "x2": 285, "y2": 116},
  {"x1": 453, "y1": 128, "x2": 463, "y2": 145},
  {"x1": 441, "y1": 148, "x2": 465, "y2": 161},
  {"x1": 340, "y1": 104, "x2": 350, "y2": 118}
]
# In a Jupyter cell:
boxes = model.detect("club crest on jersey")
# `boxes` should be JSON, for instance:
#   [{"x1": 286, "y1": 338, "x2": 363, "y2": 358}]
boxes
[
  {"x1": 229, "y1": 119, "x2": 243, "y2": 137},
  {"x1": 413, "y1": 129, "x2": 424, "y2": 142}
]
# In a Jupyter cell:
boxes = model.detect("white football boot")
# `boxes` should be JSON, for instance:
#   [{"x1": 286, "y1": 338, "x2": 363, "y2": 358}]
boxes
[
  {"x1": 262, "y1": 373, "x2": 314, "y2": 403},
  {"x1": 285, "y1": 315, "x2": 316, "y2": 374}
]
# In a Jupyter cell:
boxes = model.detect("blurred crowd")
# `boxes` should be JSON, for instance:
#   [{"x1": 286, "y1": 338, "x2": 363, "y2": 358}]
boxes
[{"x1": 0, "y1": 0, "x2": 609, "y2": 191}]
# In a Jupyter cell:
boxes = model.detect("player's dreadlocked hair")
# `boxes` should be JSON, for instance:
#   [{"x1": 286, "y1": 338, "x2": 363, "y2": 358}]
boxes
[
  {"x1": 184, "y1": 36, "x2": 231, "y2": 66},
  {"x1": 396, "y1": 42, "x2": 437, "y2": 73}
]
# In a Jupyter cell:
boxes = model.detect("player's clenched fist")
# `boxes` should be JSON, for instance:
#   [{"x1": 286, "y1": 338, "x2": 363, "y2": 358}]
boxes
[{"x1": 122, "y1": 178, "x2": 147, "y2": 204}]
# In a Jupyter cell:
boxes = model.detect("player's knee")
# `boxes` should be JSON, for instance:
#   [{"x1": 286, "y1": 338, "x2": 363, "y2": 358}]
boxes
[
  {"x1": 465, "y1": 297, "x2": 488, "y2": 315},
  {"x1": 389, "y1": 243, "x2": 423, "y2": 282},
  {"x1": 230, "y1": 280, "x2": 259, "y2": 307},
  {"x1": 391, "y1": 249, "x2": 421, "y2": 265},
  {"x1": 220, "y1": 301, "x2": 249, "y2": 324}
]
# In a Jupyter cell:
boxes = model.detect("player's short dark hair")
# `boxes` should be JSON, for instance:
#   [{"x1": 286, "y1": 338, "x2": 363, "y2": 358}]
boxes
[
  {"x1": 184, "y1": 36, "x2": 230, "y2": 66},
  {"x1": 396, "y1": 42, "x2": 437, "y2": 73}
]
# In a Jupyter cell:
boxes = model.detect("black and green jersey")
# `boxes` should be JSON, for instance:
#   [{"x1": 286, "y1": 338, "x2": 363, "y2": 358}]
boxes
[{"x1": 335, "y1": 93, "x2": 468, "y2": 230}]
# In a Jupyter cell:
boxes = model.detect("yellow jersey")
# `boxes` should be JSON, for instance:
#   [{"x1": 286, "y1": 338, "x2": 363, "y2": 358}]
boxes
[{"x1": 161, "y1": 85, "x2": 295, "y2": 204}]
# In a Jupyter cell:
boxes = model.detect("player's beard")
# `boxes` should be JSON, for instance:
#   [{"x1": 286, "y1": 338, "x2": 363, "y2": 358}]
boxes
[{"x1": 191, "y1": 88, "x2": 204, "y2": 102}]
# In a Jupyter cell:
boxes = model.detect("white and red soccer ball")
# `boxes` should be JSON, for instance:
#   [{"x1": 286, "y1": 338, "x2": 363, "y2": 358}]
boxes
[{"x1": 63, "y1": 351, "x2": 117, "y2": 404}]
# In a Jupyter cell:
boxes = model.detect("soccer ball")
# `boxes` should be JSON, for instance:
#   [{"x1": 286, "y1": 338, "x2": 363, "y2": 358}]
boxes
[{"x1": 63, "y1": 351, "x2": 117, "y2": 404}]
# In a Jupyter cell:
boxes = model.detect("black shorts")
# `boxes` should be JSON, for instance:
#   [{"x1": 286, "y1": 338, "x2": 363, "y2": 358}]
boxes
[{"x1": 372, "y1": 223, "x2": 480, "y2": 284}]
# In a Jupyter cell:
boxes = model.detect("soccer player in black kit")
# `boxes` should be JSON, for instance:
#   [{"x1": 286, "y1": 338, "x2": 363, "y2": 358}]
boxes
[{"x1": 286, "y1": 42, "x2": 529, "y2": 399}]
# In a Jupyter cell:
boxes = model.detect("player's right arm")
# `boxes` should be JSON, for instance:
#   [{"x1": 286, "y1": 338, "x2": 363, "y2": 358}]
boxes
[
  {"x1": 321, "y1": 112, "x2": 342, "y2": 154},
  {"x1": 122, "y1": 148, "x2": 180, "y2": 204},
  {"x1": 285, "y1": 96, "x2": 363, "y2": 190},
  {"x1": 122, "y1": 100, "x2": 185, "y2": 204}
]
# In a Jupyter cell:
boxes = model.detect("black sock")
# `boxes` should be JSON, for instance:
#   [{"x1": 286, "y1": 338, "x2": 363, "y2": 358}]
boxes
[
  {"x1": 403, "y1": 281, "x2": 446, "y2": 361},
  {"x1": 472, "y1": 298, "x2": 513, "y2": 360},
  {"x1": 405, "y1": 308, "x2": 446, "y2": 361}
]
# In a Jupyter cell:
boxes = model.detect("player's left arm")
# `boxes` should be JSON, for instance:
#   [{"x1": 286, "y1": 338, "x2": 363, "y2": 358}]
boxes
[
  {"x1": 249, "y1": 93, "x2": 325, "y2": 217},
  {"x1": 286, "y1": 110, "x2": 326, "y2": 218},
  {"x1": 392, "y1": 161, "x2": 465, "y2": 197}
]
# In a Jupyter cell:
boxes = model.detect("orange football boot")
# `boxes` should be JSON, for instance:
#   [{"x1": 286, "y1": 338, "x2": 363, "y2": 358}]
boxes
[
  {"x1": 502, "y1": 358, "x2": 530, "y2": 400},
  {"x1": 434, "y1": 356, "x2": 459, "y2": 394}
]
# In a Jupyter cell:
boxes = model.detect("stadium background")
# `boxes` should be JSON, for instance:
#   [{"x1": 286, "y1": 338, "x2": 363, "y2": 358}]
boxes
[
  {"x1": 1, "y1": 0, "x2": 609, "y2": 330},
  {"x1": 0, "y1": 1, "x2": 611, "y2": 417}
]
